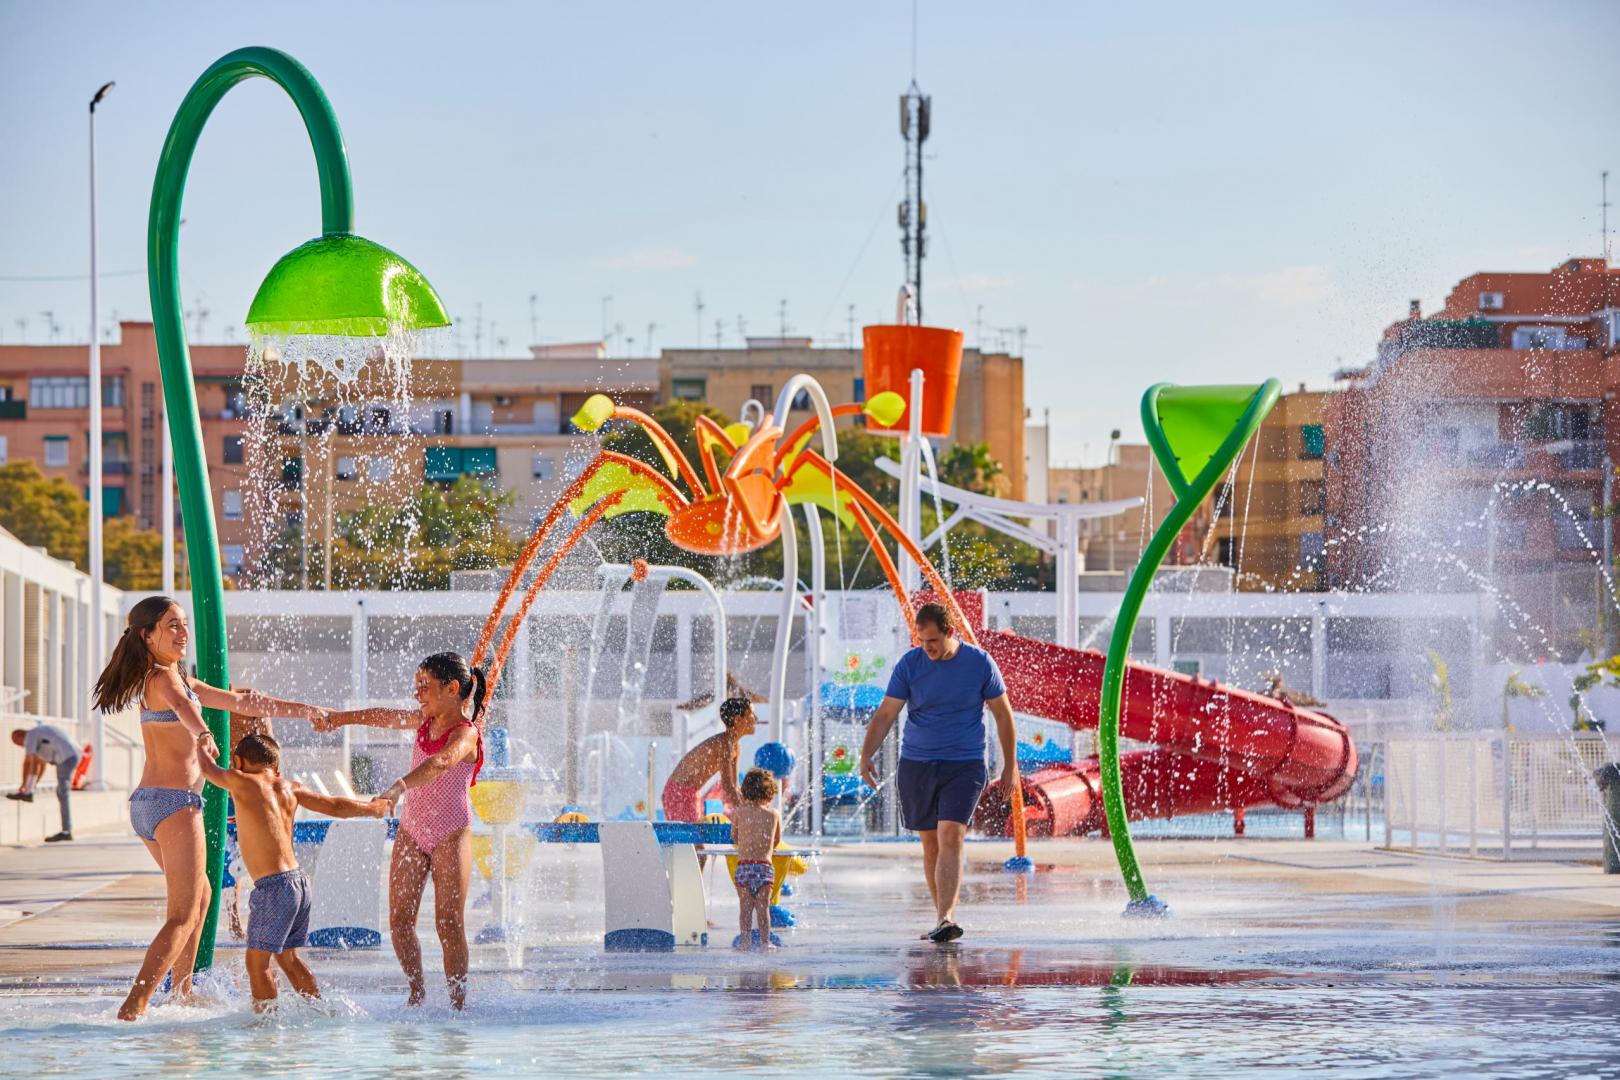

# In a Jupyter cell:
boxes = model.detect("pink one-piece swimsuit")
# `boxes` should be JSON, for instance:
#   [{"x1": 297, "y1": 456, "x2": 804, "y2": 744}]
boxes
[{"x1": 399, "y1": 718, "x2": 483, "y2": 856}]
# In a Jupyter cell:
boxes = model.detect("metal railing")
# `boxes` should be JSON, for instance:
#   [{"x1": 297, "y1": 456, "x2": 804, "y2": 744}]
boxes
[{"x1": 1383, "y1": 732, "x2": 1618, "y2": 859}]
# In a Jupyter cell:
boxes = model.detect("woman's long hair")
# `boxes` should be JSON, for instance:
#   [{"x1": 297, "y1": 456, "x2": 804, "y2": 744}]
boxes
[
  {"x1": 92, "y1": 596, "x2": 178, "y2": 714},
  {"x1": 419, "y1": 652, "x2": 488, "y2": 724}
]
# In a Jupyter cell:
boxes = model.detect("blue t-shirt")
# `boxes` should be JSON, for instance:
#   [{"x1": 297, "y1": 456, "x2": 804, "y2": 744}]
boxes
[{"x1": 885, "y1": 642, "x2": 1006, "y2": 762}]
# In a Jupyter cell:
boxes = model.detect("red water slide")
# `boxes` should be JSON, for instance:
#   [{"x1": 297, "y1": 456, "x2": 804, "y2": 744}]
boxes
[{"x1": 972, "y1": 630, "x2": 1358, "y2": 838}]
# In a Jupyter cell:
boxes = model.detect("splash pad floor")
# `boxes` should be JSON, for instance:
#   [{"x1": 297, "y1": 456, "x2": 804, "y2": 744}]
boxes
[{"x1": 2, "y1": 833, "x2": 1617, "y2": 1077}]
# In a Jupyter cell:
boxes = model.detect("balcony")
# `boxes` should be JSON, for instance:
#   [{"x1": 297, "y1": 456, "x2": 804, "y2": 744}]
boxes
[
  {"x1": 1455, "y1": 440, "x2": 1605, "y2": 473},
  {"x1": 0, "y1": 401, "x2": 25, "y2": 420}
]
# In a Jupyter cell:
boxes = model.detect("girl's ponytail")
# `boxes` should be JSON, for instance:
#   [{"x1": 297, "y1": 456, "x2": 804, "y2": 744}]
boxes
[{"x1": 469, "y1": 666, "x2": 488, "y2": 725}]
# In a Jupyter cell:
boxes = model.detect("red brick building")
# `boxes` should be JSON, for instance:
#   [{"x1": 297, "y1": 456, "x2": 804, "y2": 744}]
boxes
[{"x1": 1325, "y1": 257, "x2": 1620, "y2": 656}]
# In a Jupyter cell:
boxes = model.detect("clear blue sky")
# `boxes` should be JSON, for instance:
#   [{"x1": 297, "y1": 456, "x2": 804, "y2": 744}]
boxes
[{"x1": 3, "y1": 1, "x2": 1616, "y2": 462}]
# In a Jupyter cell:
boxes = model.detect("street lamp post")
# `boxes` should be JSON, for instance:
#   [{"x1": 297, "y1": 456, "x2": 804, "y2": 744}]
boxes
[
  {"x1": 148, "y1": 48, "x2": 448, "y2": 967},
  {"x1": 88, "y1": 79, "x2": 114, "y2": 790},
  {"x1": 1106, "y1": 427, "x2": 1120, "y2": 575}
]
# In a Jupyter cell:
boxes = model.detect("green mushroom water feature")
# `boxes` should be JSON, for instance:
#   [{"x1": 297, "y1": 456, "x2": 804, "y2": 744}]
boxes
[{"x1": 148, "y1": 46, "x2": 448, "y2": 969}]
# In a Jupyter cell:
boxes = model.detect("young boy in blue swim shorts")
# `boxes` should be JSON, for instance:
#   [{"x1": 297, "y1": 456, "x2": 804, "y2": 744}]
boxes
[
  {"x1": 731, "y1": 768, "x2": 782, "y2": 950},
  {"x1": 196, "y1": 732, "x2": 389, "y2": 1010}
]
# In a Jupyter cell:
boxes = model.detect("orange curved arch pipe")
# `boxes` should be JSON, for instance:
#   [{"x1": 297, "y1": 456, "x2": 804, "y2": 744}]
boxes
[
  {"x1": 692, "y1": 414, "x2": 737, "y2": 494},
  {"x1": 483, "y1": 492, "x2": 624, "y2": 698},
  {"x1": 611, "y1": 405, "x2": 707, "y2": 497},
  {"x1": 848, "y1": 502, "x2": 916, "y2": 647},
  {"x1": 473, "y1": 451, "x2": 688, "y2": 670},
  {"x1": 792, "y1": 451, "x2": 976, "y2": 647},
  {"x1": 775, "y1": 402, "x2": 864, "y2": 473}
]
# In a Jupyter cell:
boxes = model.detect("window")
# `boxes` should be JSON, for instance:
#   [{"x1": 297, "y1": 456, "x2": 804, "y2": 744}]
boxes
[
  {"x1": 84, "y1": 486, "x2": 123, "y2": 516},
  {"x1": 44, "y1": 435, "x2": 69, "y2": 467},
  {"x1": 532, "y1": 455, "x2": 555, "y2": 481},
  {"x1": 425, "y1": 447, "x2": 496, "y2": 481},
  {"x1": 281, "y1": 456, "x2": 302, "y2": 490},
  {"x1": 223, "y1": 435, "x2": 244, "y2": 464},
  {"x1": 336, "y1": 456, "x2": 358, "y2": 481},
  {"x1": 533, "y1": 399, "x2": 561, "y2": 434},
  {"x1": 222, "y1": 545, "x2": 245, "y2": 575},
  {"x1": 1216, "y1": 537, "x2": 1235, "y2": 566},
  {"x1": 749, "y1": 384, "x2": 773, "y2": 404},
  {"x1": 29, "y1": 376, "x2": 89, "y2": 409},
  {"x1": 1556, "y1": 501, "x2": 1596, "y2": 551},
  {"x1": 0, "y1": 435, "x2": 7, "y2": 463},
  {"x1": 368, "y1": 457, "x2": 393, "y2": 483},
  {"x1": 1300, "y1": 424, "x2": 1324, "y2": 459},
  {"x1": 791, "y1": 389, "x2": 812, "y2": 411},
  {"x1": 102, "y1": 376, "x2": 125, "y2": 408},
  {"x1": 1298, "y1": 532, "x2": 1325, "y2": 566},
  {"x1": 671, "y1": 377, "x2": 706, "y2": 402},
  {"x1": 425, "y1": 447, "x2": 461, "y2": 482},
  {"x1": 1512, "y1": 325, "x2": 1571, "y2": 350},
  {"x1": 222, "y1": 490, "x2": 243, "y2": 521},
  {"x1": 1297, "y1": 480, "x2": 1325, "y2": 516}
]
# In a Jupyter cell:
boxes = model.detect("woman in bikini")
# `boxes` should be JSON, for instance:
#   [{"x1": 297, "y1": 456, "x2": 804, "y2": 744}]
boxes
[
  {"x1": 92, "y1": 596, "x2": 327, "y2": 1021},
  {"x1": 320, "y1": 652, "x2": 484, "y2": 1009}
]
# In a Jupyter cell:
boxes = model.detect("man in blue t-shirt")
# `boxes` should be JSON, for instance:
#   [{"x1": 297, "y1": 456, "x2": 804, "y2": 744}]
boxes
[{"x1": 859, "y1": 602, "x2": 1018, "y2": 943}]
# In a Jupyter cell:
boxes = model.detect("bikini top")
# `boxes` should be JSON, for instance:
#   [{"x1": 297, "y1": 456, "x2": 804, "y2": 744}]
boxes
[{"x1": 140, "y1": 667, "x2": 201, "y2": 724}]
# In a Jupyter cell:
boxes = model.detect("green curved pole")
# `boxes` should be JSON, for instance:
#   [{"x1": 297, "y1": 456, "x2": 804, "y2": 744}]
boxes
[
  {"x1": 147, "y1": 47, "x2": 354, "y2": 971},
  {"x1": 1097, "y1": 379, "x2": 1281, "y2": 913}
]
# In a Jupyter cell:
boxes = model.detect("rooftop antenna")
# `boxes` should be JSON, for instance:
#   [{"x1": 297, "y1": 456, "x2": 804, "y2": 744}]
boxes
[
  {"x1": 846, "y1": 303, "x2": 856, "y2": 348},
  {"x1": 693, "y1": 290, "x2": 704, "y2": 347},
  {"x1": 646, "y1": 321, "x2": 657, "y2": 356},
  {"x1": 898, "y1": 0, "x2": 930, "y2": 322},
  {"x1": 737, "y1": 314, "x2": 748, "y2": 342},
  {"x1": 474, "y1": 301, "x2": 484, "y2": 356},
  {"x1": 600, "y1": 295, "x2": 613, "y2": 347},
  {"x1": 715, "y1": 318, "x2": 724, "y2": 348},
  {"x1": 1603, "y1": 170, "x2": 1612, "y2": 266},
  {"x1": 41, "y1": 310, "x2": 59, "y2": 342},
  {"x1": 529, "y1": 293, "x2": 539, "y2": 344},
  {"x1": 778, "y1": 298, "x2": 789, "y2": 338}
]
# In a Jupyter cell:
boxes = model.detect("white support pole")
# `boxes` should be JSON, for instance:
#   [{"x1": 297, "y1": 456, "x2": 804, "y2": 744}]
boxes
[
  {"x1": 769, "y1": 509, "x2": 798, "y2": 743},
  {"x1": 350, "y1": 598, "x2": 368, "y2": 704},
  {"x1": 1055, "y1": 515, "x2": 1079, "y2": 650},
  {"x1": 767, "y1": 376, "x2": 837, "y2": 743},
  {"x1": 898, "y1": 368, "x2": 924, "y2": 595},
  {"x1": 162, "y1": 408, "x2": 175, "y2": 593},
  {"x1": 802, "y1": 504, "x2": 826, "y2": 837},
  {"x1": 1311, "y1": 609, "x2": 1328, "y2": 702},
  {"x1": 87, "y1": 88, "x2": 108, "y2": 788}
]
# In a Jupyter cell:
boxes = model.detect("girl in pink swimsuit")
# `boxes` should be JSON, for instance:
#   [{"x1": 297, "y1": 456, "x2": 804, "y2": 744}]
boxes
[{"x1": 321, "y1": 652, "x2": 484, "y2": 1010}]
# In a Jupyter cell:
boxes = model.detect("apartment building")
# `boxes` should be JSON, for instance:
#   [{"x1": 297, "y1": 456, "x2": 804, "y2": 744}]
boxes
[
  {"x1": 1325, "y1": 256, "x2": 1620, "y2": 652},
  {"x1": 1212, "y1": 387, "x2": 1331, "y2": 591},
  {"x1": 1047, "y1": 444, "x2": 1213, "y2": 573}
]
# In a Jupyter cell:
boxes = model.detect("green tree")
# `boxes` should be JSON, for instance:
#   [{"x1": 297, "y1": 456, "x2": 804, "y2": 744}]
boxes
[
  {"x1": 331, "y1": 476, "x2": 524, "y2": 590},
  {"x1": 0, "y1": 460, "x2": 86, "y2": 564},
  {"x1": 1500, "y1": 669, "x2": 1546, "y2": 732},
  {"x1": 104, "y1": 516, "x2": 170, "y2": 591},
  {"x1": 0, "y1": 460, "x2": 177, "y2": 590},
  {"x1": 937, "y1": 441, "x2": 1005, "y2": 495},
  {"x1": 1569, "y1": 654, "x2": 1620, "y2": 732}
]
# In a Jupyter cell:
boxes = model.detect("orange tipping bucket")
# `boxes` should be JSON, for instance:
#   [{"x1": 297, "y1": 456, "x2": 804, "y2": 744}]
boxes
[{"x1": 862, "y1": 325, "x2": 963, "y2": 438}]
